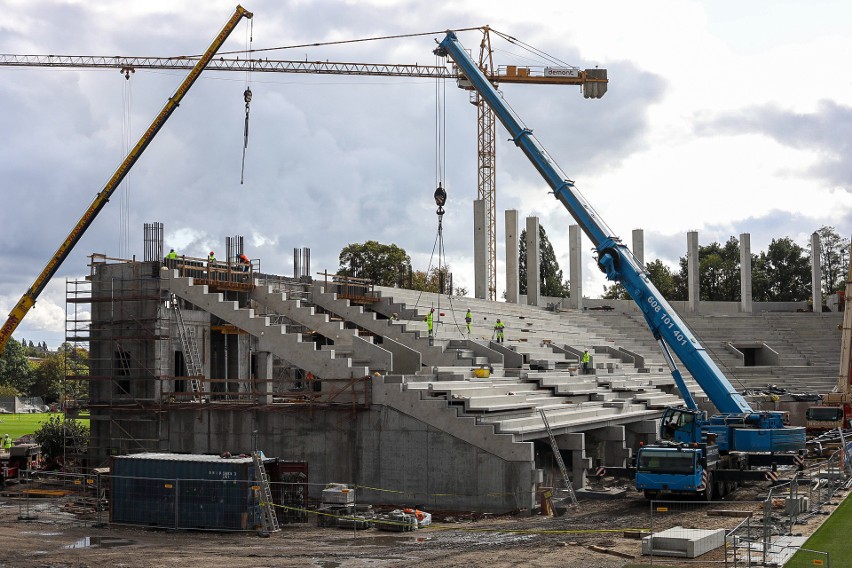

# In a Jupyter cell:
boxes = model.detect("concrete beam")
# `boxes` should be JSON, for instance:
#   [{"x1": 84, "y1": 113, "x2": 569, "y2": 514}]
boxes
[
  {"x1": 474, "y1": 199, "x2": 487, "y2": 299},
  {"x1": 811, "y1": 232, "x2": 822, "y2": 314},
  {"x1": 505, "y1": 209, "x2": 519, "y2": 304},
  {"x1": 740, "y1": 232, "x2": 753, "y2": 313},
  {"x1": 526, "y1": 216, "x2": 540, "y2": 307},
  {"x1": 256, "y1": 351, "x2": 273, "y2": 404},
  {"x1": 568, "y1": 225, "x2": 583, "y2": 310},
  {"x1": 632, "y1": 229, "x2": 645, "y2": 266},
  {"x1": 687, "y1": 231, "x2": 699, "y2": 313}
]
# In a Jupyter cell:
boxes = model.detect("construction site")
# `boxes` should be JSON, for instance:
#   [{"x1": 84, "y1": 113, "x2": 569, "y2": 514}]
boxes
[{"x1": 2, "y1": 5, "x2": 852, "y2": 567}]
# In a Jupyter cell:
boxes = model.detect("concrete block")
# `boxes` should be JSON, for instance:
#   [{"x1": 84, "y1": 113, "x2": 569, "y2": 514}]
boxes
[{"x1": 642, "y1": 526, "x2": 726, "y2": 558}]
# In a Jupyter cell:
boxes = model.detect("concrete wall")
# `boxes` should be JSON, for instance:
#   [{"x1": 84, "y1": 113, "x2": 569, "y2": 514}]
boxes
[{"x1": 168, "y1": 405, "x2": 534, "y2": 513}]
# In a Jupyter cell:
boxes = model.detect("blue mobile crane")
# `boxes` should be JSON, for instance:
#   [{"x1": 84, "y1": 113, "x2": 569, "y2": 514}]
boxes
[{"x1": 434, "y1": 32, "x2": 806, "y2": 499}]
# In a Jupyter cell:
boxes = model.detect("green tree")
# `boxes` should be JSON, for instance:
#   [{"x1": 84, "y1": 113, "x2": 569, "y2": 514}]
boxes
[
  {"x1": 677, "y1": 237, "x2": 741, "y2": 301},
  {"x1": 33, "y1": 414, "x2": 89, "y2": 461},
  {"x1": 602, "y1": 259, "x2": 678, "y2": 300},
  {"x1": 0, "y1": 338, "x2": 33, "y2": 394},
  {"x1": 338, "y1": 241, "x2": 411, "y2": 287},
  {"x1": 752, "y1": 237, "x2": 811, "y2": 301},
  {"x1": 30, "y1": 353, "x2": 65, "y2": 403},
  {"x1": 411, "y1": 266, "x2": 453, "y2": 293},
  {"x1": 813, "y1": 226, "x2": 850, "y2": 295},
  {"x1": 519, "y1": 224, "x2": 570, "y2": 297}
]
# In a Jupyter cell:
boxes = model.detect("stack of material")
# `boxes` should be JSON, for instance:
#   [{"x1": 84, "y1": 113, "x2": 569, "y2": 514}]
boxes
[
  {"x1": 375, "y1": 509, "x2": 418, "y2": 532},
  {"x1": 316, "y1": 483, "x2": 357, "y2": 528}
]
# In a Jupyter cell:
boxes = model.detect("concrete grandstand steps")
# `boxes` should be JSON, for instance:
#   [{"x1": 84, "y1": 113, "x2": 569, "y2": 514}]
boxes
[
  {"x1": 164, "y1": 272, "x2": 369, "y2": 379},
  {"x1": 481, "y1": 401, "x2": 654, "y2": 436},
  {"x1": 312, "y1": 286, "x2": 500, "y2": 369}
]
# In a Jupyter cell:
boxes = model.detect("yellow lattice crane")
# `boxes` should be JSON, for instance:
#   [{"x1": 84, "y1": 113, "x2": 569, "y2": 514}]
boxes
[{"x1": 0, "y1": 5, "x2": 254, "y2": 355}]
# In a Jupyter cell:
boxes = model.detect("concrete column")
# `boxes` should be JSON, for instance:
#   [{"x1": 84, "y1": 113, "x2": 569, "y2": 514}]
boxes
[
  {"x1": 586, "y1": 426, "x2": 630, "y2": 467},
  {"x1": 740, "y1": 232, "x2": 753, "y2": 313},
  {"x1": 632, "y1": 229, "x2": 645, "y2": 266},
  {"x1": 526, "y1": 216, "x2": 540, "y2": 307},
  {"x1": 687, "y1": 231, "x2": 699, "y2": 313},
  {"x1": 473, "y1": 199, "x2": 487, "y2": 299},
  {"x1": 554, "y1": 432, "x2": 590, "y2": 490},
  {"x1": 256, "y1": 351, "x2": 273, "y2": 405},
  {"x1": 505, "y1": 209, "x2": 519, "y2": 304},
  {"x1": 811, "y1": 232, "x2": 822, "y2": 313},
  {"x1": 568, "y1": 225, "x2": 583, "y2": 310}
]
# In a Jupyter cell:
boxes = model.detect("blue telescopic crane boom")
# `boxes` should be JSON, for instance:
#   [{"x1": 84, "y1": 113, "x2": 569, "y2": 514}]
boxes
[{"x1": 434, "y1": 31, "x2": 757, "y2": 417}]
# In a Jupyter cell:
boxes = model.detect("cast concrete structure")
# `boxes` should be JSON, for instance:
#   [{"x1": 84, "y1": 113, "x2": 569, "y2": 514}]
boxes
[
  {"x1": 687, "y1": 231, "x2": 699, "y2": 313},
  {"x1": 568, "y1": 224, "x2": 583, "y2": 310},
  {"x1": 505, "y1": 209, "x2": 519, "y2": 304},
  {"x1": 632, "y1": 229, "x2": 644, "y2": 266},
  {"x1": 474, "y1": 199, "x2": 487, "y2": 300},
  {"x1": 526, "y1": 216, "x2": 540, "y2": 306},
  {"x1": 740, "y1": 232, "x2": 753, "y2": 313}
]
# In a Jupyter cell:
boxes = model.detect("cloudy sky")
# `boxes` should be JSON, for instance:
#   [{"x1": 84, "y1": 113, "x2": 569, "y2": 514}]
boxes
[{"x1": 2, "y1": 0, "x2": 851, "y2": 349}]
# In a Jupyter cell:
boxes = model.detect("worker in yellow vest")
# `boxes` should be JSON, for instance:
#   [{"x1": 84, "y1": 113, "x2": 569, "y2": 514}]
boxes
[
  {"x1": 494, "y1": 319, "x2": 505, "y2": 343},
  {"x1": 581, "y1": 350, "x2": 591, "y2": 374}
]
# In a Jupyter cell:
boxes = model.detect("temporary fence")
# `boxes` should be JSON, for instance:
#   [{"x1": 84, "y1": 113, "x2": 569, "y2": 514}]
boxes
[{"x1": 15, "y1": 470, "x2": 104, "y2": 528}]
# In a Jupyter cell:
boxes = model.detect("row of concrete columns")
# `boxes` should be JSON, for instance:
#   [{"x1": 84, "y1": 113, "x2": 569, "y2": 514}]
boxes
[{"x1": 480, "y1": 205, "x2": 826, "y2": 313}]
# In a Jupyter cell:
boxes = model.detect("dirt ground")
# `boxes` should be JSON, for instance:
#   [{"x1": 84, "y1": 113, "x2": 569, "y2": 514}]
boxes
[{"x1": 0, "y1": 483, "x2": 845, "y2": 568}]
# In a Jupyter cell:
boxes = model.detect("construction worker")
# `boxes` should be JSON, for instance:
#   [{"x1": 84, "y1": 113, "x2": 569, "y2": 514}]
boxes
[
  {"x1": 426, "y1": 308, "x2": 434, "y2": 339},
  {"x1": 207, "y1": 251, "x2": 216, "y2": 263},
  {"x1": 581, "y1": 350, "x2": 591, "y2": 375},
  {"x1": 166, "y1": 248, "x2": 177, "y2": 260},
  {"x1": 465, "y1": 309, "x2": 472, "y2": 337},
  {"x1": 238, "y1": 253, "x2": 251, "y2": 271},
  {"x1": 2, "y1": 434, "x2": 11, "y2": 451},
  {"x1": 494, "y1": 319, "x2": 505, "y2": 343}
]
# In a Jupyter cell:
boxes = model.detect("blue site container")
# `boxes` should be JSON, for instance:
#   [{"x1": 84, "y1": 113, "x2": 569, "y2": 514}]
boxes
[{"x1": 110, "y1": 453, "x2": 261, "y2": 530}]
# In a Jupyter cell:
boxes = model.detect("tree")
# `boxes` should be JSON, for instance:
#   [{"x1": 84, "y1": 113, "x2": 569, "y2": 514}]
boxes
[
  {"x1": 519, "y1": 224, "x2": 570, "y2": 297},
  {"x1": 0, "y1": 338, "x2": 33, "y2": 394},
  {"x1": 337, "y1": 241, "x2": 411, "y2": 287},
  {"x1": 602, "y1": 259, "x2": 679, "y2": 300},
  {"x1": 33, "y1": 414, "x2": 89, "y2": 462},
  {"x1": 812, "y1": 226, "x2": 850, "y2": 295},
  {"x1": 410, "y1": 266, "x2": 453, "y2": 294},
  {"x1": 677, "y1": 237, "x2": 741, "y2": 301},
  {"x1": 752, "y1": 237, "x2": 811, "y2": 301},
  {"x1": 30, "y1": 353, "x2": 65, "y2": 403}
]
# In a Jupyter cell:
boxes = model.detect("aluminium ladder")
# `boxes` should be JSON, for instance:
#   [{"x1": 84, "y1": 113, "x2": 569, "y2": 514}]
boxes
[
  {"x1": 170, "y1": 294, "x2": 204, "y2": 395},
  {"x1": 538, "y1": 409, "x2": 579, "y2": 507},
  {"x1": 252, "y1": 451, "x2": 280, "y2": 533}
]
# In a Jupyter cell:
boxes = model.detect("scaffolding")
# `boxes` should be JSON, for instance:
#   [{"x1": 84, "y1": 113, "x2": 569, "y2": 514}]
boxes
[{"x1": 67, "y1": 248, "x2": 373, "y2": 467}]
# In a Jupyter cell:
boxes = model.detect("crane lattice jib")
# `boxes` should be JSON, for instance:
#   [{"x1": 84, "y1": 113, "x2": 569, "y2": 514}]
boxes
[
  {"x1": 436, "y1": 31, "x2": 754, "y2": 416},
  {"x1": 0, "y1": 5, "x2": 253, "y2": 355}
]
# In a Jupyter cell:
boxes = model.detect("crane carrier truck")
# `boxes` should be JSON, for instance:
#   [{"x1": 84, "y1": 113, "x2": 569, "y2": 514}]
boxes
[{"x1": 435, "y1": 31, "x2": 806, "y2": 500}]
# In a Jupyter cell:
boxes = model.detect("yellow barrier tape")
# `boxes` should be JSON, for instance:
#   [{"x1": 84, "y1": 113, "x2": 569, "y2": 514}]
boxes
[{"x1": 265, "y1": 503, "x2": 650, "y2": 534}]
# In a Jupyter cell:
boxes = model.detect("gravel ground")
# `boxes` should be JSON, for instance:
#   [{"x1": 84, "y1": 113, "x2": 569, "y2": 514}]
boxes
[{"x1": 0, "y1": 482, "x2": 845, "y2": 568}]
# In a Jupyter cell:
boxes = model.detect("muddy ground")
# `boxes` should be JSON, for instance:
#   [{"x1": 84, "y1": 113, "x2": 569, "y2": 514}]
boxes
[{"x1": 0, "y1": 483, "x2": 844, "y2": 568}]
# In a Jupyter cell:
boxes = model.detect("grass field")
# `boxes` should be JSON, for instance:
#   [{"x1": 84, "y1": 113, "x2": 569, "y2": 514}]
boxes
[
  {"x1": 790, "y1": 491, "x2": 852, "y2": 565},
  {"x1": 0, "y1": 413, "x2": 90, "y2": 442}
]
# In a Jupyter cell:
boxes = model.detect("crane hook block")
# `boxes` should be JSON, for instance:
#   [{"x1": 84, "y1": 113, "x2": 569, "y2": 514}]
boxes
[{"x1": 434, "y1": 184, "x2": 447, "y2": 207}]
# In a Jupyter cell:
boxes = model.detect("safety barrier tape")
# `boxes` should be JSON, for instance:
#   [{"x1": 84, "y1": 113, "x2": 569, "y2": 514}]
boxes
[{"x1": 265, "y1": 502, "x2": 650, "y2": 534}]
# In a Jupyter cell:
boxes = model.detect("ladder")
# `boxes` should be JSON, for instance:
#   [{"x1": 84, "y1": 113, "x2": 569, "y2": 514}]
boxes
[
  {"x1": 170, "y1": 294, "x2": 204, "y2": 395},
  {"x1": 538, "y1": 409, "x2": 579, "y2": 507},
  {"x1": 252, "y1": 451, "x2": 280, "y2": 533}
]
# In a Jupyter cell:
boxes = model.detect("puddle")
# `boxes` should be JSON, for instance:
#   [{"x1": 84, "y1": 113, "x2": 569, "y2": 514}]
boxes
[
  {"x1": 65, "y1": 536, "x2": 136, "y2": 549},
  {"x1": 335, "y1": 535, "x2": 431, "y2": 547},
  {"x1": 314, "y1": 561, "x2": 341, "y2": 568}
]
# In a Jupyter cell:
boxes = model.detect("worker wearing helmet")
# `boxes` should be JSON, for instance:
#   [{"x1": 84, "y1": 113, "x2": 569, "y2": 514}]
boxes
[
  {"x1": 2, "y1": 434, "x2": 11, "y2": 450},
  {"x1": 208, "y1": 251, "x2": 216, "y2": 262},
  {"x1": 494, "y1": 319, "x2": 505, "y2": 343},
  {"x1": 465, "y1": 309, "x2": 472, "y2": 337}
]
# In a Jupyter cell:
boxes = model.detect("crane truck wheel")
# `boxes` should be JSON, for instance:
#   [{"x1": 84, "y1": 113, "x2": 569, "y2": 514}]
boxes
[
  {"x1": 643, "y1": 490, "x2": 658, "y2": 500},
  {"x1": 702, "y1": 473, "x2": 714, "y2": 501}
]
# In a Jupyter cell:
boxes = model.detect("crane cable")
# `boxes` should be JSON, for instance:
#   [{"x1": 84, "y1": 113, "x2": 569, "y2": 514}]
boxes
[
  {"x1": 240, "y1": 17, "x2": 253, "y2": 185},
  {"x1": 119, "y1": 68, "x2": 133, "y2": 258}
]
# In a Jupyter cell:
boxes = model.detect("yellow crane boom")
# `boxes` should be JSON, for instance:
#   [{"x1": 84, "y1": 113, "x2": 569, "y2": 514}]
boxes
[{"x1": 0, "y1": 5, "x2": 253, "y2": 355}]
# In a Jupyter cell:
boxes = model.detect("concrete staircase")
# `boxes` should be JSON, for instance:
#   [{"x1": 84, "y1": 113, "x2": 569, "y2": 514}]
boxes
[{"x1": 165, "y1": 271, "x2": 369, "y2": 379}]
